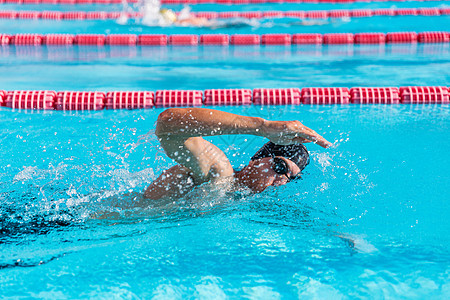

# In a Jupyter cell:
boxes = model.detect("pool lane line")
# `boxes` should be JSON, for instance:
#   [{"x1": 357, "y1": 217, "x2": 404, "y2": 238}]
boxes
[
  {"x1": 0, "y1": 8, "x2": 449, "y2": 20},
  {"x1": 0, "y1": 88, "x2": 449, "y2": 110},
  {"x1": 0, "y1": 0, "x2": 448, "y2": 5},
  {"x1": 0, "y1": 0, "x2": 447, "y2": 5},
  {"x1": 0, "y1": 32, "x2": 449, "y2": 45},
  {"x1": 4, "y1": 43, "x2": 448, "y2": 60}
]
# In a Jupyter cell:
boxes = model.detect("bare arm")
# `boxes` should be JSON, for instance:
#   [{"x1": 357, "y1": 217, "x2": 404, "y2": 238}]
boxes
[
  {"x1": 154, "y1": 108, "x2": 264, "y2": 184},
  {"x1": 155, "y1": 107, "x2": 332, "y2": 147},
  {"x1": 155, "y1": 108, "x2": 266, "y2": 139},
  {"x1": 144, "y1": 165, "x2": 195, "y2": 200}
]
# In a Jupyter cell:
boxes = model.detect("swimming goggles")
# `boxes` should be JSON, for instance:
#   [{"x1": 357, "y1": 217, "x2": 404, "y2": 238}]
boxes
[{"x1": 271, "y1": 157, "x2": 300, "y2": 181}]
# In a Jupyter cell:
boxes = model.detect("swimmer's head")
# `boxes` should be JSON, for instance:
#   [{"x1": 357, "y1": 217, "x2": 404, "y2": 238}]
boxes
[
  {"x1": 236, "y1": 142, "x2": 309, "y2": 193},
  {"x1": 251, "y1": 142, "x2": 310, "y2": 172},
  {"x1": 160, "y1": 8, "x2": 177, "y2": 23}
]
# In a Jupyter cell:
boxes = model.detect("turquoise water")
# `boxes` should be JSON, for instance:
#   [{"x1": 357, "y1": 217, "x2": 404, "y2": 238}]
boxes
[
  {"x1": 1, "y1": 1, "x2": 450, "y2": 298},
  {"x1": 0, "y1": 44, "x2": 449, "y2": 91},
  {"x1": 1, "y1": 13, "x2": 448, "y2": 35}
]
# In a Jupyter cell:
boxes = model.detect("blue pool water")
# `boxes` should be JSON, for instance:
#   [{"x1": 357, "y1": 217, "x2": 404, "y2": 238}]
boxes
[
  {"x1": 1, "y1": 0, "x2": 450, "y2": 298},
  {"x1": 1, "y1": 106, "x2": 450, "y2": 298},
  {"x1": 1, "y1": 44, "x2": 449, "y2": 91}
]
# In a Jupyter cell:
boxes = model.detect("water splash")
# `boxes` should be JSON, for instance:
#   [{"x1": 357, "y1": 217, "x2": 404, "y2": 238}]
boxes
[
  {"x1": 140, "y1": 0, "x2": 167, "y2": 27},
  {"x1": 118, "y1": 0, "x2": 262, "y2": 28}
]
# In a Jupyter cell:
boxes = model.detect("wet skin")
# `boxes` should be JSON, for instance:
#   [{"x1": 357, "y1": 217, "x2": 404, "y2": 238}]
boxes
[{"x1": 235, "y1": 157, "x2": 301, "y2": 193}]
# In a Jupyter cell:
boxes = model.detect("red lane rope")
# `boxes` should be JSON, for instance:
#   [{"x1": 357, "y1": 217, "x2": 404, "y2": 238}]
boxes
[
  {"x1": 1, "y1": 32, "x2": 449, "y2": 45},
  {"x1": 0, "y1": 87, "x2": 449, "y2": 110},
  {"x1": 0, "y1": 0, "x2": 446, "y2": 5},
  {"x1": 1, "y1": 8, "x2": 449, "y2": 20}
]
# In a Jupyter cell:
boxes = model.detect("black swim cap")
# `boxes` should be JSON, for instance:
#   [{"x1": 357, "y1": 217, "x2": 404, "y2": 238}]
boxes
[{"x1": 250, "y1": 142, "x2": 310, "y2": 171}]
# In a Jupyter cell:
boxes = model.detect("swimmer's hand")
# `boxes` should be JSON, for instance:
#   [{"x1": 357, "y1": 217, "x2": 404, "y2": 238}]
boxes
[{"x1": 262, "y1": 120, "x2": 332, "y2": 148}]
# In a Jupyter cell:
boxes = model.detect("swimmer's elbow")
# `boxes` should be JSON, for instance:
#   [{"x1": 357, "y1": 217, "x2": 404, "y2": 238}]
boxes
[
  {"x1": 144, "y1": 165, "x2": 196, "y2": 200},
  {"x1": 155, "y1": 108, "x2": 177, "y2": 137},
  {"x1": 143, "y1": 188, "x2": 166, "y2": 201},
  {"x1": 143, "y1": 180, "x2": 193, "y2": 201},
  {"x1": 143, "y1": 179, "x2": 173, "y2": 200}
]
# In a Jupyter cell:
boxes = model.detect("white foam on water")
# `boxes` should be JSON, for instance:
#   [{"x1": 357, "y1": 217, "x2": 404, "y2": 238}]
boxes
[
  {"x1": 194, "y1": 276, "x2": 227, "y2": 300},
  {"x1": 292, "y1": 275, "x2": 344, "y2": 299},
  {"x1": 152, "y1": 283, "x2": 184, "y2": 299},
  {"x1": 242, "y1": 285, "x2": 281, "y2": 300},
  {"x1": 13, "y1": 166, "x2": 38, "y2": 183},
  {"x1": 141, "y1": 0, "x2": 167, "y2": 27}
]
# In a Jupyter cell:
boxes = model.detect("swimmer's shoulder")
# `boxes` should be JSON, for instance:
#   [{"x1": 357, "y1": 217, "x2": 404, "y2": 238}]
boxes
[{"x1": 207, "y1": 148, "x2": 234, "y2": 180}]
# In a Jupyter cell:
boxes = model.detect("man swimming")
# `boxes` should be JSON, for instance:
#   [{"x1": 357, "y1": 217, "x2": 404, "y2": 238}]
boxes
[
  {"x1": 159, "y1": 8, "x2": 213, "y2": 27},
  {"x1": 158, "y1": 8, "x2": 328, "y2": 28},
  {"x1": 144, "y1": 108, "x2": 332, "y2": 200}
]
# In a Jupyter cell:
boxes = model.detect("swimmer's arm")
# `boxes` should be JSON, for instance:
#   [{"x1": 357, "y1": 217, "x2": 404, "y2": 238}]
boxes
[
  {"x1": 146, "y1": 108, "x2": 271, "y2": 200},
  {"x1": 155, "y1": 108, "x2": 265, "y2": 138},
  {"x1": 145, "y1": 108, "x2": 331, "y2": 199},
  {"x1": 153, "y1": 108, "x2": 258, "y2": 185},
  {"x1": 144, "y1": 165, "x2": 195, "y2": 200},
  {"x1": 177, "y1": 17, "x2": 211, "y2": 27},
  {"x1": 155, "y1": 108, "x2": 331, "y2": 148}
]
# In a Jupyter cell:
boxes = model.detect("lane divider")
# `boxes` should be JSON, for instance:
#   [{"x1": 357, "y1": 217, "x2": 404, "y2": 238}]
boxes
[
  {"x1": 0, "y1": 11, "x2": 122, "y2": 19},
  {"x1": 0, "y1": 87, "x2": 448, "y2": 110},
  {"x1": 1, "y1": 32, "x2": 449, "y2": 46},
  {"x1": 0, "y1": 8, "x2": 449, "y2": 20},
  {"x1": 0, "y1": 0, "x2": 446, "y2": 5}
]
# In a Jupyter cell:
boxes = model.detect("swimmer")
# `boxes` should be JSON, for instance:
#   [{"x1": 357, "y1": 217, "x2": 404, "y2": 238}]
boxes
[
  {"x1": 154, "y1": 7, "x2": 329, "y2": 28},
  {"x1": 158, "y1": 7, "x2": 259, "y2": 28},
  {"x1": 144, "y1": 108, "x2": 332, "y2": 200},
  {"x1": 159, "y1": 8, "x2": 213, "y2": 27}
]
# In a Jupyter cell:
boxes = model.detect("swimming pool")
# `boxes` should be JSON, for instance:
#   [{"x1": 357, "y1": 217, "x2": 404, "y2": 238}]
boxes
[{"x1": 1, "y1": 0, "x2": 450, "y2": 298}]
